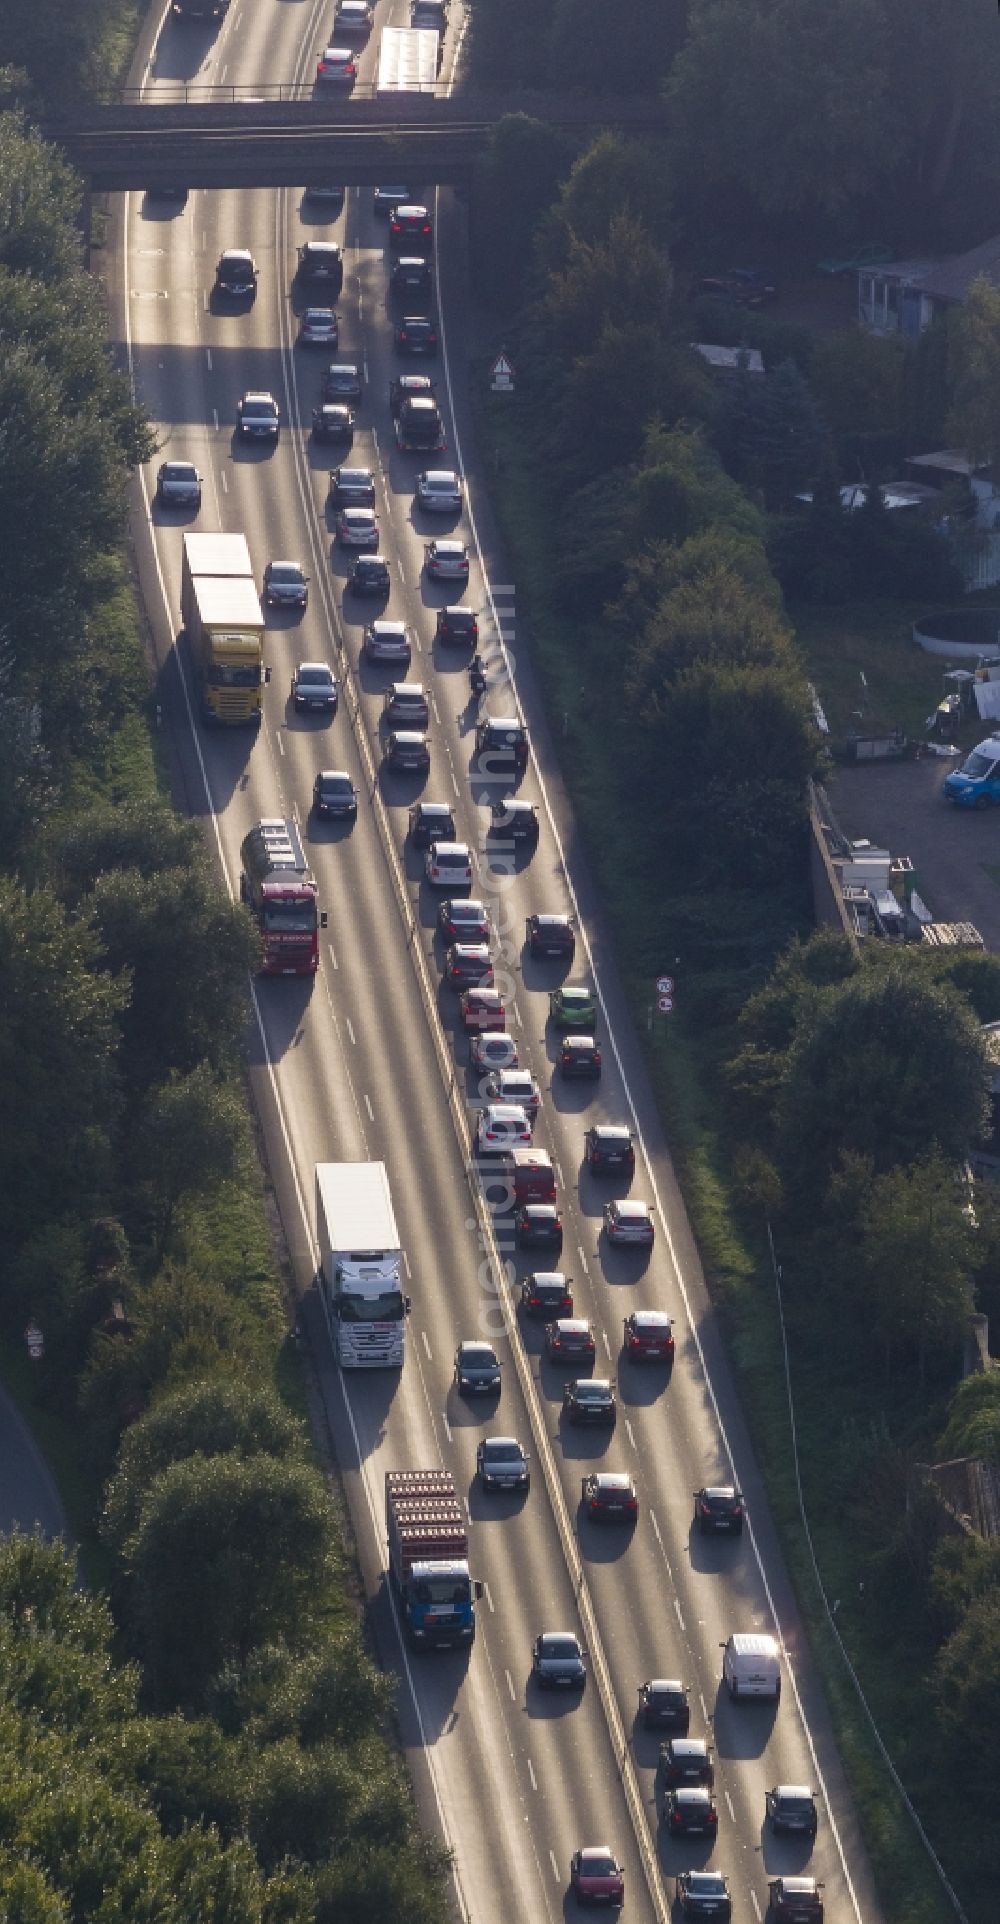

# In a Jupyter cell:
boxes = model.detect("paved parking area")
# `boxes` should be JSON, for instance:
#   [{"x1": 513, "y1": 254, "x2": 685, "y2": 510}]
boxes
[{"x1": 830, "y1": 757, "x2": 1000, "y2": 950}]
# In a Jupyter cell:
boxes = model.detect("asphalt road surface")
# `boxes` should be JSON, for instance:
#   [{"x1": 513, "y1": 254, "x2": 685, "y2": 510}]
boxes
[{"x1": 109, "y1": 4, "x2": 886, "y2": 1922}]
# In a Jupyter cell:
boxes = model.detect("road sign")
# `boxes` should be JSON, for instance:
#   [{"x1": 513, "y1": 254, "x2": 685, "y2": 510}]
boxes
[
  {"x1": 24, "y1": 1322, "x2": 44, "y2": 1361},
  {"x1": 657, "y1": 994, "x2": 674, "y2": 1014},
  {"x1": 656, "y1": 974, "x2": 674, "y2": 996},
  {"x1": 490, "y1": 351, "x2": 515, "y2": 393}
]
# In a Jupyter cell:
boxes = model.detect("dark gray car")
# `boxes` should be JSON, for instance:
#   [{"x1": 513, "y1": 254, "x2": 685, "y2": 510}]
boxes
[{"x1": 532, "y1": 1631, "x2": 586, "y2": 1689}]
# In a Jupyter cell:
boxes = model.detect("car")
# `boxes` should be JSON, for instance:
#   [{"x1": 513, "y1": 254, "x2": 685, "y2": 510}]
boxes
[
  {"x1": 374, "y1": 184, "x2": 412, "y2": 216},
  {"x1": 385, "y1": 729, "x2": 430, "y2": 772},
  {"x1": 291, "y1": 662, "x2": 338, "y2": 713},
  {"x1": 334, "y1": 0, "x2": 373, "y2": 33},
  {"x1": 425, "y1": 538, "x2": 470, "y2": 581},
  {"x1": 330, "y1": 466, "x2": 376, "y2": 507},
  {"x1": 454, "y1": 1340, "x2": 501, "y2": 1394},
  {"x1": 397, "y1": 315, "x2": 439, "y2": 356},
  {"x1": 409, "y1": 800, "x2": 456, "y2": 848},
  {"x1": 391, "y1": 256, "x2": 433, "y2": 301},
  {"x1": 943, "y1": 735, "x2": 1000, "y2": 808},
  {"x1": 155, "y1": 460, "x2": 201, "y2": 509},
  {"x1": 768, "y1": 1879, "x2": 824, "y2": 1924},
  {"x1": 546, "y1": 1318, "x2": 595, "y2": 1363},
  {"x1": 364, "y1": 619, "x2": 412, "y2": 666},
  {"x1": 470, "y1": 1031, "x2": 518, "y2": 1073},
  {"x1": 696, "y1": 266, "x2": 777, "y2": 306},
  {"x1": 436, "y1": 605, "x2": 479, "y2": 647},
  {"x1": 412, "y1": 0, "x2": 448, "y2": 22},
  {"x1": 533, "y1": 1631, "x2": 585, "y2": 1689},
  {"x1": 694, "y1": 1486, "x2": 744, "y2": 1534},
  {"x1": 303, "y1": 184, "x2": 345, "y2": 210},
  {"x1": 316, "y1": 46, "x2": 357, "y2": 84},
  {"x1": 312, "y1": 769, "x2": 358, "y2": 819},
  {"x1": 474, "y1": 1102, "x2": 531, "y2": 1152},
  {"x1": 390, "y1": 372, "x2": 435, "y2": 416},
  {"x1": 525, "y1": 912, "x2": 574, "y2": 960},
  {"x1": 384, "y1": 681, "x2": 430, "y2": 729},
  {"x1": 297, "y1": 241, "x2": 343, "y2": 292},
  {"x1": 417, "y1": 468, "x2": 461, "y2": 512},
  {"x1": 677, "y1": 1872, "x2": 732, "y2": 1920},
  {"x1": 477, "y1": 1435, "x2": 529, "y2": 1492},
  {"x1": 563, "y1": 1378, "x2": 616, "y2": 1426},
  {"x1": 298, "y1": 306, "x2": 340, "y2": 346},
  {"x1": 660, "y1": 1739, "x2": 714, "y2": 1789},
  {"x1": 214, "y1": 249, "x2": 257, "y2": 297},
  {"x1": 446, "y1": 944, "x2": 494, "y2": 990},
  {"x1": 520, "y1": 1272, "x2": 573, "y2": 1316},
  {"x1": 638, "y1": 1679, "x2": 690, "y2": 1732},
  {"x1": 549, "y1": 986, "x2": 596, "y2": 1030},
  {"x1": 322, "y1": 363, "x2": 363, "y2": 403},
  {"x1": 264, "y1": 561, "x2": 309, "y2": 608},
  {"x1": 397, "y1": 396, "x2": 447, "y2": 452},
  {"x1": 237, "y1": 392, "x2": 279, "y2": 440},
  {"x1": 515, "y1": 1204, "x2": 563, "y2": 1250},
  {"x1": 337, "y1": 508, "x2": 379, "y2": 549},
  {"x1": 663, "y1": 1787, "x2": 718, "y2": 1836},
  {"x1": 604, "y1": 1200, "x2": 654, "y2": 1246},
  {"x1": 582, "y1": 1472, "x2": 638, "y2": 1521},
  {"x1": 485, "y1": 1067, "x2": 540, "y2": 1115},
  {"x1": 347, "y1": 555, "x2": 390, "y2": 596},
  {"x1": 425, "y1": 839, "x2": 472, "y2": 888},
  {"x1": 311, "y1": 403, "x2": 355, "y2": 444},
  {"x1": 560, "y1": 1035, "x2": 602, "y2": 1080},
  {"x1": 624, "y1": 1310, "x2": 674, "y2": 1361},
  {"x1": 585, "y1": 1126, "x2": 634, "y2": 1177},
  {"x1": 459, "y1": 986, "x2": 506, "y2": 1034},
  {"x1": 570, "y1": 1849, "x2": 624, "y2": 1907},
  {"x1": 439, "y1": 898, "x2": 489, "y2": 944},
  {"x1": 489, "y1": 799, "x2": 539, "y2": 847},
  {"x1": 389, "y1": 203, "x2": 433, "y2": 252},
  {"x1": 475, "y1": 715, "x2": 529, "y2": 775},
  {"x1": 766, "y1": 1786, "x2": 818, "y2": 1838}
]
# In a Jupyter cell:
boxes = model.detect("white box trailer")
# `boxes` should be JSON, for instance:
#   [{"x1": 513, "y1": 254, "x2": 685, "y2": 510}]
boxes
[
  {"x1": 316, "y1": 1162, "x2": 409, "y2": 1367},
  {"x1": 377, "y1": 26, "x2": 440, "y2": 91},
  {"x1": 180, "y1": 536, "x2": 265, "y2": 725},
  {"x1": 181, "y1": 531, "x2": 253, "y2": 581}
]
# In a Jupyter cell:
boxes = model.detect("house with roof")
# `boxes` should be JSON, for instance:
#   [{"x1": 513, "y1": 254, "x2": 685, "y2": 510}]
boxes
[{"x1": 858, "y1": 230, "x2": 1000, "y2": 337}]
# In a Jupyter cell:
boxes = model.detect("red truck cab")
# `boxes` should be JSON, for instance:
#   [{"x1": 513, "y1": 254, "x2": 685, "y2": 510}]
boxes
[{"x1": 240, "y1": 819, "x2": 327, "y2": 975}]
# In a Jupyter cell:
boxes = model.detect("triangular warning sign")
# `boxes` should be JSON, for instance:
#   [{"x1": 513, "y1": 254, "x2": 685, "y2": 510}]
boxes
[{"x1": 491, "y1": 353, "x2": 513, "y2": 377}]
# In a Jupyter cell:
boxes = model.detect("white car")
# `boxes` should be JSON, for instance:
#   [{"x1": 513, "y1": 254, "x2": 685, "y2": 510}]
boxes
[
  {"x1": 603, "y1": 1199, "x2": 655, "y2": 1246},
  {"x1": 417, "y1": 469, "x2": 462, "y2": 513},
  {"x1": 470, "y1": 1032, "x2": 519, "y2": 1073},
  {"x1": 364, "y1": 620, "x2": 412, "y2": 665},
  {"x1": 298, "y1": 307, "x2": 339, "y2": 346},
  {"x1": 485, "y1": 1066, "x2": 540, "y2": 1116},
  {"x1": 336, "y1": 507, "x2": 379, "y2": 548},
  {"x1": 474, "y1": 1104, "x2": 532, "y2": 1154},
  {"x1": 335, "y1": 0, "x2": 373, "y2": 31},
  {"x1": 425, "y1": 840, "x2": 473, "y2": 888},
  {"x1": 425, "y1": 538, "x2": 470, "y2": 580}
]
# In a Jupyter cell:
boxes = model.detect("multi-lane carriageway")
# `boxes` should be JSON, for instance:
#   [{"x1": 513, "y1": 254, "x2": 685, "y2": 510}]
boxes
[{"x1": 114, "y1": 3, "x2": 883, "y2": 1922}]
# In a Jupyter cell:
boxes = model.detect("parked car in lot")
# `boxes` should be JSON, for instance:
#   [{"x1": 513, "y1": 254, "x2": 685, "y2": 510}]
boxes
[
  {"x1": 639, "y1": 1678, "x2": 690, "y2": 1732},
  {"x1": 312, "y1": 769, "x2": 357, "y2": 819},
  {"x1": 624, "y1": 1310, "x2": 674, "y2": 1361},
  {"x1": 156, "y1": 460, "x2": 201, "y2": 509},
  {"x1": 943, "y1": 735, "x2": 1000, "y2": 808},
  {"x1": 477, "y1": 1435, "x2": 529, "y2": 1491},
  {"x1": 696, "y1": 266, "x2": 776, "y2": 306}
]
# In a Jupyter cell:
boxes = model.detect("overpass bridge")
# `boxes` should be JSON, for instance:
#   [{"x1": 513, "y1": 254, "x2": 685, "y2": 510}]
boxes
[{"x1": 42, "y1": 92, "x2": 667, "y2": 193}]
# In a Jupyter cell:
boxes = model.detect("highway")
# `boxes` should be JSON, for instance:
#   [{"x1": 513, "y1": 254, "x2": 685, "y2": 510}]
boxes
[{"x1": 113, "y1": 4, "x2": 884, "y2": 1922}]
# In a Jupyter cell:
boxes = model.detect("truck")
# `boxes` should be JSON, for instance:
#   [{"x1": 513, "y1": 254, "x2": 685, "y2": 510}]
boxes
[
  {"x1": 180, "y1": 533, "x2": 267, "y2": 725},
  {"x1": 240, "y1": 820, "x2": 327, "y2": 976},
  {"x1": 385, "y1": 1470, "x2": 482, "y2": 1647},
  {"x1": 316, "y1": 1162, "x2": 409, "y2": 1366},
  {"x1": 376, "y1": 26, "x2": 441, "y2": 92}
]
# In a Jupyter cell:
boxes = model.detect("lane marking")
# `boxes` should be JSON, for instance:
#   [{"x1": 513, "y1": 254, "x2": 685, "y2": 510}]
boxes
[
  {"x1": 206, "y1": 348, "x2": 212, "y2": 370},
  {"x1": 549, "y1": 1852, "x2": 560, "y2": 1884},
  {"x1": 527, "y1": 1758, "x2": 536, "y2": 1791},
  {"x1": 364, "y1": 1092, "x2": 374, "y2": 1121},
  {"x1": 421, "y1": 1330, "x2": 432, "y2": 1361},
  {"x1": 673, "y1": 1598, "x2": 685, "y2": 1632},
  {"x1": 345, "y1": 1017, "x2": 356, "y2": 1045},
  {"x1": 505, "y1": 1669, "x2": 515, "y2": 1703},
  {"x1": 327, "y1": 940, "x2": 338, "y2": 970}
]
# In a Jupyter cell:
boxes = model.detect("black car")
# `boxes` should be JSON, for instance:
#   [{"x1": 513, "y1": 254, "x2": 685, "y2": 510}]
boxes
[
  {"x1": 638, "y1": 1679, "x2": 690, "y2": 1733},
  {"x1": 532, "y1": 1632, "x2": 586, "y2": 1690},
  {"x1": 438, "y1": 898, "x2": 489, "y2": 944},
  {"x1": 389, "y1": 203, "x2": 433, "y2": 253},
  {"x1": 374, "y1": 184, "x2": 412, "y2": 217},
  {"x1": 304, "y1": 184, "x2": 345, "y2": 211},
  {"x1": 385, "y1": 729, "x2": 430, "y2": 772},
  {"x1": 264, "y1": 560, "x2": 309, "y2": 608},
  {"x1": 663, "y1": 1787, "x2": 718, "y2": 1837},
  {"x1": 330, "y1": 466, "x2": 376, "y2": 508},
  {"x1": 677, "y1": 1871, "x2": 732, "y2": 1921},
  {"x1": 214, "y1": 248, "x2": 257, "y2": 298},
  {"x1": 409, "y1": 801, "x2": 457, "y2": 848},
  {"x1": 476, "y1": 1435, "x2": 529, "y2": 1491},
  {"x1": 454, "y1": 1340, "x2": 501, "y2": 1395},
  {"x1": 696, "y1": 266, "x2": 777, "y2": 307},
  {"x1": 693, "y1": 1486, "x2": 744, "y2": 1535},
  {"x1": 766, "y1": 1786, "x2": 818, "y2": 1838},
  {"x1": 390, "y1": 372, "x2": 436, "y2": 416},
  {"x1": 312, "y1": 403, "x2": 355, "y2": 443},
  {"x1": 298, "y1": 241, "x2": 343, "y2": 293},
  {"x1": 489, "y1": 799, "x2": 539, "y2": 847},
  {"x1": 545, "y1": 1319, "x2": 596, "y2": 1364},
  {"x1": 396, "y1": 315, "x2": 439, "y2": 355},
  {"x1": 768, "y1": 1879, "x2": 824, "y2": 1924},
  {"x1": 520, "y1": 1273, "x2": 573, "y2": 1317},
  {"x1": 156, "y1": 460, "x2": 202, "y2": 509},
  {"x1": 391, "y1": 255, "x2": 434, "y2": 301},
  {"x1": 347, "y1": 555, "x2": 390, "y2": 597},
  {"x1": 527, "y1": 913, "x2": 574, "y2": 960},
  {"x1": 585, "y1": 1126, "x2": 635, "y2": 1177},
  {"x1": 562, "y1": 1379, "x2": 616, "y2": 1427},
  {"x1": 312, "y1": 769, "x2": 358, "y2": 819},
  {"x1": 560, "y1": 1035, "x2": 602, "y2": 1080},
  {"x1": 322, "y1": 363, "x2": 363, "y2": 403},
  {"x1": 515, "y1": 1204, "x2": 562, "y2": 1252},
  {"x1": 237, "y1": 392, "x2": 279, "y2": 440},
  {"x1": 659, "y1": 1739, "x2": 714, "y2": 1790},
  {"x1": 475, "y1": 716, "x2": 529, "y2": 777},
  {"x1": 436, "y1": 605, "x2": 479, "y2": 648},
  {"x1": 291, "y1": 662, "x2": 337, "y2": 712}
]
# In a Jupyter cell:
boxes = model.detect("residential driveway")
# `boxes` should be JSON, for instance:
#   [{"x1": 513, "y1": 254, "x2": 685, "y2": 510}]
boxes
[{"x1": 830, "y1": 758, "x2": 1000, "y2": 949}]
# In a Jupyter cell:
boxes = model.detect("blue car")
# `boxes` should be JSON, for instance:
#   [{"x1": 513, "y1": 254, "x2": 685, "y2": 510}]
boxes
[{"x1": 943, "y1": 737, "x2": 1000, "y2": 809}]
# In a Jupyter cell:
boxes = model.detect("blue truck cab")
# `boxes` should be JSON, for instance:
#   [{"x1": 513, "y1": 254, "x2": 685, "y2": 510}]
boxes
[
  {"x1": 405, "y1": 1559, "x2": 478, "y2": 1646},
  {"x1": 385, "y1": 1470, "x2": 482, "y2": 1649},
  {"x1": 943, "y1": 736, "x2": 1000, "y2": 810}
]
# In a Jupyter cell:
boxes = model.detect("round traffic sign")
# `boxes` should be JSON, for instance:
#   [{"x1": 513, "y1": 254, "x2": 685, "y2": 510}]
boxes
[
  {"x1": 657, "y1": 993, "x2": 674, "y2": 1014},
  {"x1": 656, "y1": 975, "x2": 674, "y2": 996},
  {"x1": 28, "y1": 1344, "x2": 43, "y2": 1362}
]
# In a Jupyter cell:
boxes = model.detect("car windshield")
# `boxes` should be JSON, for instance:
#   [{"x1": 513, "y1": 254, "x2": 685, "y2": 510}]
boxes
[
  {"x1": 413, "y1": 1574, "x2": 471, "y2": 1605},
  {"x1": 778, "y1": 1796, "x2": 814, "y2": 1815},
  {"x1": 961, "y1": 746, "x2": 998, "y2": 779},
  {"x1": 689, "y1": 1875, "x2": 727, "y2": 1895},
  {"x1": 576, "y1": 1383, "x2": 608, "y2": 1400},
  {"x1": 244, "y1": 400, "x2": 276, "y2": 418},
  {"x1": 164, "y1": 464, "x2": 195, "y2": 480},
  {"x1": 542, "y1": 1638, "x2": 578, "y2": 1659},
  {"x1": 319, "y1": 777, "x2": 352, "y2": 796},
  {"x1": 338, "y1": 1288, "x2": 405, "y2": 1323},
  {"x1": 650, "y1": 1686, "x2": 684, "y2": 1704},
  {"x1": 583, "y1": 1857, "x2": 616, "y2": 1878},
  {"x1": 272, "y1": 565, "x2": 303, "y2": 583},
  {"x1": 299, "y1": 667, "x2": 331, "y2": 685},
  {"x1": 483, "y1": 1442, "x2": 521, "y2": 1462},
  {"x1": 463, "y1": 1347, "x2": 496, "y2": 1365},
  {"x1": 261, "y1": 902, "x2": 317, "y2": 933}
]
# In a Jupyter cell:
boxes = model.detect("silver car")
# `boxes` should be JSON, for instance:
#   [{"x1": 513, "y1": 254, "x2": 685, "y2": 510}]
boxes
[
  {"x1": 417, "y1": 469, "x2": 462, "y2": 513},
  {"x1": 364, "y1": 620, "x2": 412, "y2": 665},
  {"x1": 298, "y1": 307, "x2": 339, "y2": 346},
  {"x1": 156, "y1": 460, "x2": 201, "y2": 508}
]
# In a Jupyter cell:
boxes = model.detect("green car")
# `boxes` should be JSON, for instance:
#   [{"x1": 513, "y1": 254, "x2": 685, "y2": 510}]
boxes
[{"x1": 549, "y1": 986, "x2": 597, "y2": 1030}]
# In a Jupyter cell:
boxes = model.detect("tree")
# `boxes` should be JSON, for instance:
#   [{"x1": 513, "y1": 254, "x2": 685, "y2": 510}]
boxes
[
  {"x1": 538, "y1": 213, "x2": 671, "y2": 361},
  {"x1": 545, "y1": 322, "x2": 708, "y2": 478},
  {"x1": 536, "y1": 132, "x2": 673, "y2": 267},
  {"x1": 720, "y1": 359, "x2": 827, "y2": 507},
  {"x1": 133, "y1": 1065, "x2": 247, "y2": 1254},
  {"x1": 939, "y1": 1373, "x2": 1000, "y2": 1467},
  {"x1": 0, "y1": 111, "x2": 83, "y2": 280},
  {"x1": 625, "y1": 565, "x2": 794, "y2": 716},
  {"x1": 610, "y1": 525, "x2": 778, "y2": 633},
  {"x1": 934, "y1": 1592, "x2": 1000, "y2": 1776},
  {"x1": 947, "y1": 275, "x2": 1000, "y2": 476},
  {"x1": 630, "y1": 423, "x2": 765, "y2": 550},
  {"x1": 54, "y1": 800, "x2": 203, "y2": 907},
  {"x1": 547, "y1": 0, "x2": 686, "y2": 94},
  {"x1": 467, "y1": 0, "x2": 558, "y2": 91},
  {"x1": 469, "y1": 115, "x2": 571, "y2": 311},
  {"x1": 860, "y1": 1154, "x2": 975, "y2": 1375}
]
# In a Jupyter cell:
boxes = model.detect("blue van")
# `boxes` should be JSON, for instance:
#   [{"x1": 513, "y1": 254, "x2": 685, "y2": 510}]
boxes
[{"x1": 943, "y1": 737, "x2": 1000, "y2": 809}]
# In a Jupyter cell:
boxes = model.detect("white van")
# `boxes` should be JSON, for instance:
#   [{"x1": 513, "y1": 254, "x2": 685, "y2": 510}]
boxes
[{"x1": 722, "y1": 1632, "x2": 781, "y2": 1701}]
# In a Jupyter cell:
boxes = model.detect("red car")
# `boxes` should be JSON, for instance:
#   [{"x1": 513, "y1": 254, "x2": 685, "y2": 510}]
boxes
[
  {"x1": 623, "y1": 1310, "x2": 674, "y2": 1361},
  {"x1": 570, "y1": 1847, "x2": 624, "y2": 1906},
  {"x1": 459, "y1": 987, "x2": 506, "y2": 1034},
  {"x1": 582, "y1": 1472, "x2": 638, "y2": 1521}
]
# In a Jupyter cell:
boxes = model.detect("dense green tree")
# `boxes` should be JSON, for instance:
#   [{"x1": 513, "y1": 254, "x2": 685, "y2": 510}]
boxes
[
  {"x1": 537, "y1": 132, "x2": 673, "y2": 267},
  {"x1": 538, "y1": 212, "x2": 671, "y2": 361},
  {"x1": 611, "y1": 525, "x2": 778, "y2": 632},
  {"x1": 547, "y1": 0, "x2": 686, "y2": 93},
  {"x1": 720, "y1": 359, "x2": 827, "y2": 506},
  {"x1": 630, "y1": 423, "x2": 765, "y2": 550},
  {"x1": 939, "y1": 1373, "x2": 1000, "y2": 1467},
  {"x1": 467, "y1": 0, "x2": 558, "y2": 90},
  {"x1": 469, "y1": 114, "x2": 571, "y2": 311},
  {"x1": 860, "y1": 1154, "x2": 975, "y2": 1375},
  {"x1": 947, "y1": 275, "x2": 1000, "y2": 475},
  {"x1": 809, "y1": 328, "x2": 905, "y2": 456},
  {"x1": 54, "y1": 801, "x2": 202, "y2": 905},
  {"x1": 0, "y1": 111, "x2": 81, "y2": 279},
  {"x1": 133, "y1": 1064, "x2": 247, "y2": 1254},
  {"x1": 625, "y1": 565, "x2": 794, "y2": 716},
  {"x1": 546, "y1": 321, "x2": 706, "y2": 475},
  {"x1": 934, "y1": 1591, "x2": 1000, "y2": 1775}
]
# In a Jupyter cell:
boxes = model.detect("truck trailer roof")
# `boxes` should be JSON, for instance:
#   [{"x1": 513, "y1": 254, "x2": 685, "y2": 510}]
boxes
[{"x1": 182, "y1": 530, "x2": 253, "y2": 578}]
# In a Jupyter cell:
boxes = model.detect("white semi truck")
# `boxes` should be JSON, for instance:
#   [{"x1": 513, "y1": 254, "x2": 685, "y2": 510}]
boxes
[
  {"x1": 316, "y1": 1162, "x2": 409, "y2": 1367},
  {"x1": 376, "y1": 26, "x2": 441, "y2": 91}
]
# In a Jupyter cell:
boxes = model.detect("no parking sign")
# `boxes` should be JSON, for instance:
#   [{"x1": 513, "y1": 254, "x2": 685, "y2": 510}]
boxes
[{"x1": 655, "y1": 973, "x2": 675, "y2": 1016}]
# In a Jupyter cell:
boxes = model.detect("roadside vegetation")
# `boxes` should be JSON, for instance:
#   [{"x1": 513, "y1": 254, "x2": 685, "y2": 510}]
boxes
[
  {"x1": 465, "y1": 5, "x2": 1000, "y2": 1918},
  {"x1": 0, "y1": 109, "x2": 448, "y2": 1924}
]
